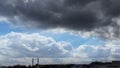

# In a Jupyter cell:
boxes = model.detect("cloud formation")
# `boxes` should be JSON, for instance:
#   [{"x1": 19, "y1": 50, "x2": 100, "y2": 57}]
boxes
[
  {"x1": 0, "y1": 32, "x2": 73, "y2": 58},
  {"x1": 0, "y1": 0, "x2": 120, "y2": 39},
  {"x1": 0, "y1": 32, "x2": 120, "y2": 65}
]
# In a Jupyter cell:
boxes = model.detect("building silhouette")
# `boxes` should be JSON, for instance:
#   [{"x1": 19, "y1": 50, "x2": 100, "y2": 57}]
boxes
[{"x1": 1, "y1": 59, "x2": 120, "y2": 68}]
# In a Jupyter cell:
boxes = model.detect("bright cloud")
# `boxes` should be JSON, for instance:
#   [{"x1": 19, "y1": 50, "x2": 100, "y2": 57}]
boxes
[
  {"x1": 0, "y1": 32, "x2": 74, "y2": 58},
  {"x1": 0, "y1": 32, "x2": 120, "y2": 65}
]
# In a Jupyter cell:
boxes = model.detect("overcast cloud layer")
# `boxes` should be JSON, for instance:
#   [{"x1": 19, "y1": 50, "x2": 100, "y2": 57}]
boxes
[
  {"x1": 1, "y1": 32, "x2": 120, "y2": 65},
  {"x1": 0, "y1": 0, "x2": 120, "y2": 39}
]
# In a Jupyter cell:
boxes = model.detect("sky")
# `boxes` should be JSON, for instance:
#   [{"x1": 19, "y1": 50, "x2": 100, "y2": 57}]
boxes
[{"x1": 0, "y1": 0, "x2": 120, "y2": 65}]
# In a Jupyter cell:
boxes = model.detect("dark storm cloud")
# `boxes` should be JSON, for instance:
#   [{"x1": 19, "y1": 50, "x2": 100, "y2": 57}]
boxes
[
  {"x1": 0, "y1": 0, "x2": 120, "y2": 38},
  {"x1": 65, "y1": 0, "x2": 96, "y2": 6},
  {"x1": 101, "y1": 0, "x2": 120, "y2": 17}
]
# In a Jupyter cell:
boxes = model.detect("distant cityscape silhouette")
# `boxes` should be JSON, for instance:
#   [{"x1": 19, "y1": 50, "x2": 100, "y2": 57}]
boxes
[{"x1": 1, "y1": 58, "x2": 120, "y2": 68}]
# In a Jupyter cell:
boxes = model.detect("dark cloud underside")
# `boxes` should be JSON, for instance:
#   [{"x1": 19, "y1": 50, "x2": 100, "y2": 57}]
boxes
[{"x1": 0, "y1": 0, "x2": 120, "y2": 39}]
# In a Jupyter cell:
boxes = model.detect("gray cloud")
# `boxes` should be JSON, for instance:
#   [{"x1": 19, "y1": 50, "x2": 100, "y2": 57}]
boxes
[
  {"x1": 101, "y1": 0, "x2": 120, "y2": 17},
  {"x1": 65, "y1": 0, "x2": 96, "y2": 6},
  {"x1": 0, "y1": 0, "x2": 120, "y2": 39}
]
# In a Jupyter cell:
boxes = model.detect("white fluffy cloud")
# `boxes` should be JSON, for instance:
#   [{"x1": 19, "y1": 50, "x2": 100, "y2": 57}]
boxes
[
  {"x1": 0, "y1": 32, "x2": 120, "y2": 65},
  {"x1": 0, "y1": 32, "x2": 74, "y2": 65},
  {"x1": 74, "y1": 45, "x2": 111, "y2": 60},
  {"x1": 0, "y1": 32, "x2": 74, "y2": 58},
  {"x1": 74, "y1": 41, "x2": 120, "y2": 62}
]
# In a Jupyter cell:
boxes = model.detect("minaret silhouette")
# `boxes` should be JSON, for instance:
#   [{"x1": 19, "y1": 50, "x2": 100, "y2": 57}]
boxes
[
  {"x1": 32, "y1": 58, "x2": 34, "y2": 66},
  {"x1": 37, "y1": 58, "x2": 40, "y2": 68},
  {"x1": 37, "y1": 58, "x2": 39, "y2": 65}
]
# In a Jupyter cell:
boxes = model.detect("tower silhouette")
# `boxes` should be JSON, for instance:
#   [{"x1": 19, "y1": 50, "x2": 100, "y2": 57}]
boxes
[
  {"x1": 32, "y1": 58, "x2": 34, "y2": 66},
  {"x1": 37, "y1": 58, "x2": 40, "y2": 68},
  {"x1": 37, "y1": 58, "x2": 39, "y2": 65}
]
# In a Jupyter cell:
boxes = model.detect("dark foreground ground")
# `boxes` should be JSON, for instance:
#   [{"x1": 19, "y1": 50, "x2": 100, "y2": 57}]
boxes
[{"x1": 1, "y1": 61, "x2": 120, "y2": 68}]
